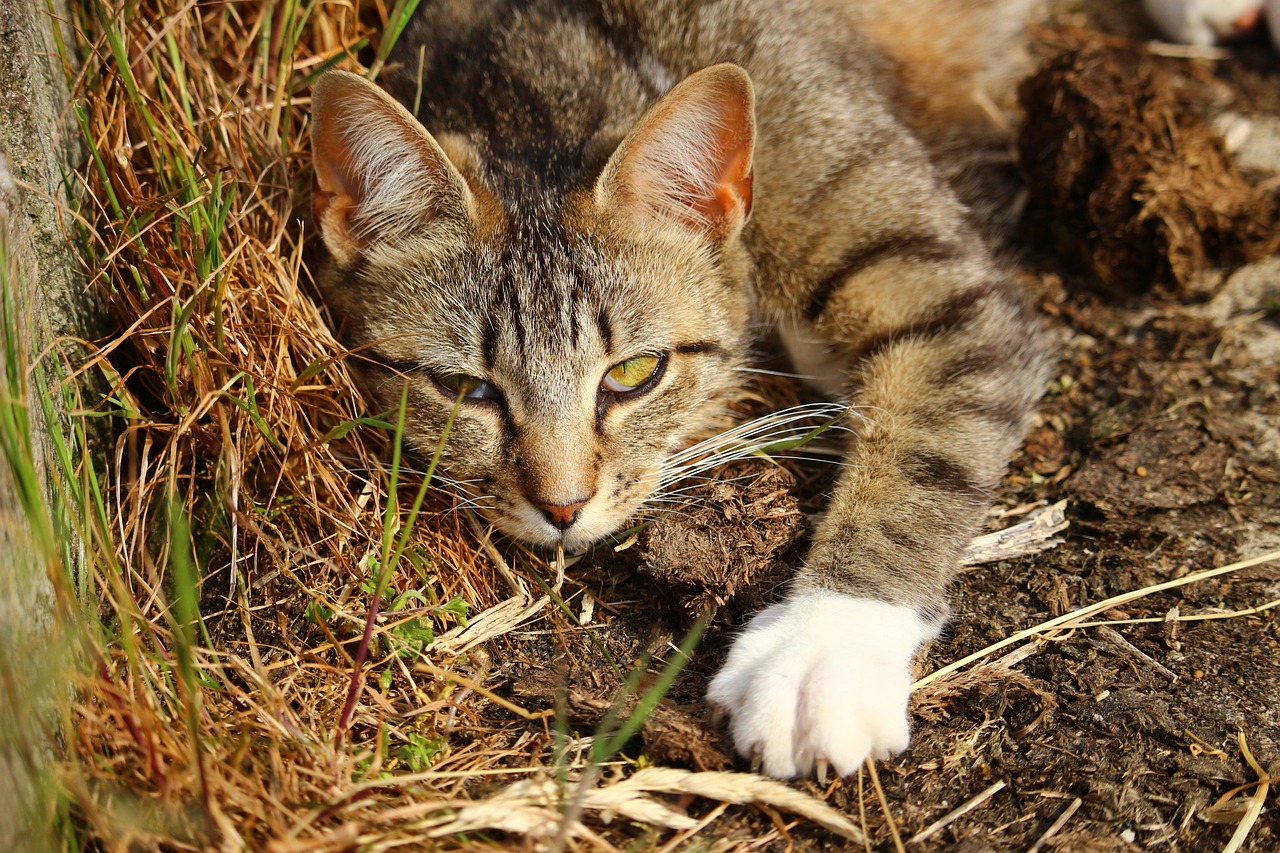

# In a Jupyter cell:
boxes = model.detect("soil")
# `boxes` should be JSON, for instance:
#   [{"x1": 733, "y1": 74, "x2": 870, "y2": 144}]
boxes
[{"x1": 478, "y1": 9, "x2": 1280, "y2": 851}]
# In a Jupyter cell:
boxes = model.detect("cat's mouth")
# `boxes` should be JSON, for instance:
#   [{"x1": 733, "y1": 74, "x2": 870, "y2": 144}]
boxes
[
  {"x1": 464, "y1": 476, "x2": 657, "y2": 555},
  {"x1": 486, "y1": 498, "x2": 630, "y2": 553}
]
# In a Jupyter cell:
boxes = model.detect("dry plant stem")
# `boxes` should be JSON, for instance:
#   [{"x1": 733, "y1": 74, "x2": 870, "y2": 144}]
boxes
[
  {"x1": 653, "y1": 802, "x2": 730, "y2": 853},
  {"x1": 1145, "y1": 42, "x2": 1232, "y2": 60},
  {"x1": 908, "y1": 780, "x2": 1007, "y2": 844},
  {"x1": 432, "y1": 593, "x2": 551, "y2": 655},
  {"x1": 916, "y1": 548, "x2": 1280, "y2": 690},
  {"x1": 865, "y1": 758, "x2": 905, "y2": 853},
  {"x1": 1221, "y1": 734, "x2": 1271, "y2": 853},
  {"x1": 858, "y1": 767, "x2": 872, "y2": 853},
  {"x1": 961, "y1": 500, "x2": 1068, "y2": 566},
  {"x1": 1027, "y1": 796, "x2": 1082, "y2": 853},
  {"x1": 467, "y1": 511, "x2": 530, "y2": 598},
  {"x1": 1094, "y1": 625, "x2": 1177, "y2": 680},
  {"x1": 412, "y1": 661, "x2": 551, "y2": 721},
  {"x1": 605, "y1": 768, "x2": 866, "y2": 842},
  {"x1": 1070, "y1": 597, "x2": 1280, "y2": 628}
]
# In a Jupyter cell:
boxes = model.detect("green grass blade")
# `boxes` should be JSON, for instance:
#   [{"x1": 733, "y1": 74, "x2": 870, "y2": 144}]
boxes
[
  {"x1": 368, "y1": 0, "x2": 423, "y2": 79},
  {"x1": 593, "y1": 615, "x2": 707, "y2": 763}
]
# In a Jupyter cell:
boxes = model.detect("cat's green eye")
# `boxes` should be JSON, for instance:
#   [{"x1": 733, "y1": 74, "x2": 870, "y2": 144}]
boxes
[
  {"x1": 603, "y1": 354, "x2": 662, "y2": 393},
  {"x1": 436, "y1": 372, "x2": 499, "y2": 401}
]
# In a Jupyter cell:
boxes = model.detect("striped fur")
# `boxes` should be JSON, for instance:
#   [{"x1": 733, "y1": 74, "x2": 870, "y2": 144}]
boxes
[{"x1": 312, "y1": 0, "x2": 1050, "y2": 776}]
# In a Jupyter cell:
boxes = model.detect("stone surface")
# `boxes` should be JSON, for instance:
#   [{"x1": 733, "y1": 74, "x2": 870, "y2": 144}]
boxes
[{"x1": 0, "y1": 1, "x2": 86, "y2": 849}]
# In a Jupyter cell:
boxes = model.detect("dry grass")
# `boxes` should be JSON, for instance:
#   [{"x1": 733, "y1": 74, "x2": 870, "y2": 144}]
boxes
[{"x1": 55, "y1": 0, "x2": 562, "y2": 846}]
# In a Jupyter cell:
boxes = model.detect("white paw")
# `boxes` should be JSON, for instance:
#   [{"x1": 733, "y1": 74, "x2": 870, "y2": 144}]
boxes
[
  {"x1": 1142, "y1": 0, "x2": 1262, "y2": 45},
  {"x1": 706, "y1": 591, "x2": 937, "y2": 779}
]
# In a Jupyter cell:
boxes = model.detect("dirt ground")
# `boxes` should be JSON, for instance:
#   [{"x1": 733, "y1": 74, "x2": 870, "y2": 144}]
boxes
[{"x1": 473, "y1": 10, "x2": 1280, "y2": 851}]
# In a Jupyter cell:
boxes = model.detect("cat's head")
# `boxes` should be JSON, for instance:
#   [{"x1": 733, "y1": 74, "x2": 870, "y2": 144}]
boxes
[{"x1": 310, "y1": 65, "x2": 756, "y2": 551}]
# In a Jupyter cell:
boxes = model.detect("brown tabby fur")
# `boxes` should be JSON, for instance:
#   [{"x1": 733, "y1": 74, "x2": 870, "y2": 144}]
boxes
[{"x1": 312, "y1": 0, "x2": 1049, "y2": 673}]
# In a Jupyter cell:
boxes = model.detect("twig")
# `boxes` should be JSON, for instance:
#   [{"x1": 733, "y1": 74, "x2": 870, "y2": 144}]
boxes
[
  {"x1": 1094, "y1": 625, "x2": 1177, "y2": 681},
  {"x1": 961, "y1": 500, "x2": 1068, "y2": 566},
  {"x1": 916, "y1": 549, "x2": 1280, "y2": 690},
  {"x1": 1027, "y1": 797, "x2": 1081, "y2": 853},
  {"x1": 908, "y1": 780, "x2": 1007, "y2": 844},
  {"x1": 431, "y1": 593, "x2": 550, "y2": 655},
  {"x1": 865, "y1": 758, "x2": 905, "y2": 853}
]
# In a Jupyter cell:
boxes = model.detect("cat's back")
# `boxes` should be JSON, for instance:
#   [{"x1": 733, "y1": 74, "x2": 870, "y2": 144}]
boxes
[
  {"x1": 385, "y1": 0, "x2": 898, "y2": 232},
  {"x1": 383, "y1": 0, "x2": 1023, "y2": 311},
  {"x1": 385, "y1": 0, "x2": 878, "y2": 120}
]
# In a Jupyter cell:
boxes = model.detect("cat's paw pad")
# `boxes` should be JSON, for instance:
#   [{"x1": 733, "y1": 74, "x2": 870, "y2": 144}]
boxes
[{"x1": 706, "y1": 591, "x2": 935, "y2": 779}]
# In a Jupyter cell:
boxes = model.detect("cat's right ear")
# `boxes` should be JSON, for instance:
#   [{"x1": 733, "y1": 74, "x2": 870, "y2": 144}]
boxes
[{"x1": 311, "y1": 71, "x2": 473, "y2": 266}]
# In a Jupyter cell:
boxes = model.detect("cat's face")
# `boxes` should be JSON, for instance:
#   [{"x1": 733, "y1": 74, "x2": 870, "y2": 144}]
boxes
[{"x1": 312, "y1": 67, "x2": 756, "y2": 551}]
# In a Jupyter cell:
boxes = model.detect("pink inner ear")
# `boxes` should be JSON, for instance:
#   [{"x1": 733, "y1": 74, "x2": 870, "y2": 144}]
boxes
[
  {"x1": 703, "y1": 137, "x2": 754, "y2": 225},
  {"x1": 1233, "y1": 6, "x2": 1261, "y2": 30},
  {"x1": 311, "y1": 135, "x2": 359, "y2": 233},
  {"x1": 602, "y1": 64, "x2": 756, "y2": 238},
  {"x1": 657, "y1": 86, "x2": 754, "y2": 233}
]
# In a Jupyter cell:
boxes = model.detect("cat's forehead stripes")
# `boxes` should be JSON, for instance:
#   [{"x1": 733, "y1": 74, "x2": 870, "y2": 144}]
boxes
[{"x1": 483, "y1": 227, "x2": 613, "y2": 361}]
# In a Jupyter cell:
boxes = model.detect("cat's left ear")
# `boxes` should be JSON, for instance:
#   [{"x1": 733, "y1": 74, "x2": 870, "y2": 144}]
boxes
[{"x1": 595, "y1": 63, "x2": 755, "y2": 242}]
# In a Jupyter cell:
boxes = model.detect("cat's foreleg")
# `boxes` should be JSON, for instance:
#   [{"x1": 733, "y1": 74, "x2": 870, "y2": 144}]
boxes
[{"x1": 709, "y1": 262, "x2": 1048, "y2": 779}]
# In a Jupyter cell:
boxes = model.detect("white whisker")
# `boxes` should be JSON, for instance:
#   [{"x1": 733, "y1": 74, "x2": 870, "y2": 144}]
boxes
[
  {"x1": 661, "y1": 401, "x2": 859, "y2": 476},
  {"x1": 447, "y1": 495, "x2": 497, "y2": 513},
  {"x1": 644, "y1": 402, "x2": 865, "y2": 525},
  {"x1": 734, "y1": 366, "x2": 813, "y2": 379},
  {"x1": 636, "y1": 506, "x2": 702, "y2": 524},
  {"x1": 764, "y1": 454, "x2": 854, "y2": 468}
]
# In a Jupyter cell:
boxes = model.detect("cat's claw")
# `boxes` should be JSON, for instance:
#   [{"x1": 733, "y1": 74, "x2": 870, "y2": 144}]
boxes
[
  {"x1": 815, "y1": 757, "x2": 830, "y2": 786},
  {"x1": 707, "y1": 591, "x2": 938, "y2": 780}
]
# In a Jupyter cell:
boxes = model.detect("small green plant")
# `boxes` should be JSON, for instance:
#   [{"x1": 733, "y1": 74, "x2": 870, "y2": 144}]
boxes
[
  {"x1": 392, "y1": 731, "x2": 444, "y2": 772},
  {"x1": 304, "y1": 600, "x2": 333, "y2": 624},
  {"x1": 384, "y1": 617, "x2": 434, "y2": 659}
]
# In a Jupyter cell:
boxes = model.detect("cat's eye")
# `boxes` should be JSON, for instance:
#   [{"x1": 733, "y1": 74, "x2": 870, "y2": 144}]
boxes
[
  {"x1": 435, "y1": 372, "x2": 500, "y2": 401},
  {"x1": 602, "y1": 354, "x2": 663, "y2": 394}
]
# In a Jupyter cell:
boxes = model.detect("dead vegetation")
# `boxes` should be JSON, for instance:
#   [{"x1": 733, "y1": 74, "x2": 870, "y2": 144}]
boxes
[
  {"x1": 12, "y1": 0, "x2": 1279, "y2": 849},
  {"x1": 1018, "y1": 36, "x2": 1280, "y2": 296}
]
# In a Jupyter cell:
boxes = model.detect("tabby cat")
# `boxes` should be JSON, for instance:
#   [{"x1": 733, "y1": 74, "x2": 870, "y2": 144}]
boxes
[{"x1": 310, "y1": 0, "x2": 1050, "y2": 779}]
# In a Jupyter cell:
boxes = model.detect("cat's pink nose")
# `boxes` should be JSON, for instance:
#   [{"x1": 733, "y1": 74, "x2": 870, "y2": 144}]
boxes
[{"x1": 534, "y1": 498, "x2": 589, "y2": 531}]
